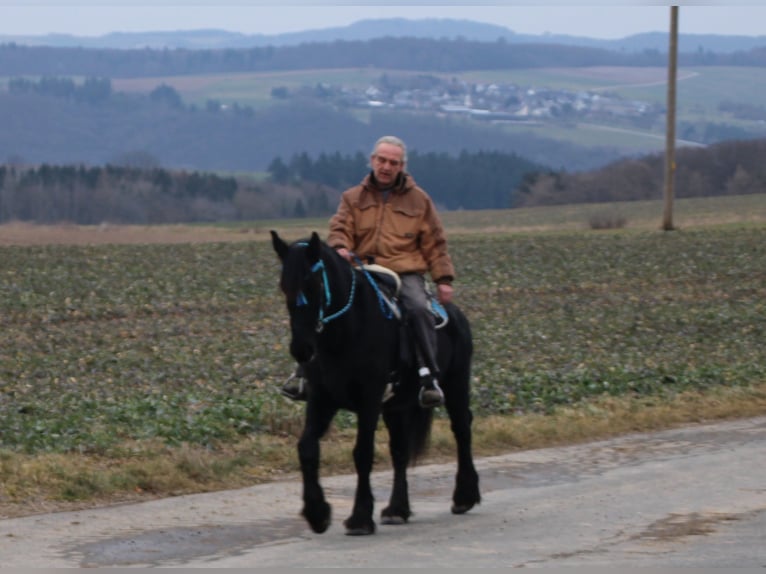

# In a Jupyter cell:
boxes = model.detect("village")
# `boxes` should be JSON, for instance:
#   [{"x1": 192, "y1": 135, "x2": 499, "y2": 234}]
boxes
[{"x1": 286, "y1": 74, "x2": 661, "y2": 125}]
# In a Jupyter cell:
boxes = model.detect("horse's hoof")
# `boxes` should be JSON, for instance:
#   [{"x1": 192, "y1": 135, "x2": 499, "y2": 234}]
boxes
[
  {"x1": 345, "y1": 526, "x2": 375, "y2": 536},
  {"x1": 451, "y1": 502, "x2": 475, "y2": 515},
  {"x1": 343, "y1": 517, "x2": 376, "y2": 536},
  {"x1": 381, "y1": 504, "x2": 411, "y2": 524},
  {"x1": 381, "y1": 515, "x2": 408, "y2": 525},
  {"x1": 303, "y1": 503, "x2": 332, "y2": 534},
  {"x1": 310, "y1": 518, "x2": 331, "y2": 534}
]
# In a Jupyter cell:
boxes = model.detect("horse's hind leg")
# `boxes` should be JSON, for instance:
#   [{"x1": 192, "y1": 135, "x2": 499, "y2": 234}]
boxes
[
  {"x1": 444, "y1": 373, "x2": 481, "y2": 514},
  {"x1": 299, "y1": 401, "x2": 337, "y2": 534},
  {"x1": 380, "y1": 409, "x2": 412, "y2": 525}
]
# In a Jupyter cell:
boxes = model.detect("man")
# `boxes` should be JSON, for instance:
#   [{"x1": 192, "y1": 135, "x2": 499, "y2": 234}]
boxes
[{"x1": 282, "y1": 135, "x2": 455, "y2": 408}]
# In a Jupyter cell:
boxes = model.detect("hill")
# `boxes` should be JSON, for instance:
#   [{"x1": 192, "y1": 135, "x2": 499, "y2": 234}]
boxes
[
  {"x1": 3, "y1": 18, "x2": 766, "y2": 53},
  {"x1": 1, "y1": 136, "x2": 764, "y2": 226},
  {"x1": 516, "y1": 138, "x2": 766, "y2": 207}
]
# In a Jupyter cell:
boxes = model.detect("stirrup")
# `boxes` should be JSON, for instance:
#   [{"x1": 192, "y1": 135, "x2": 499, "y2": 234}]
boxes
[
  {"x1": 419, "y1": 379, "x2": 444, "y2": 409},
  {"x1": 382, "y1": 383, "x2": 395, "y2": 403},
  {"x1": 281, "y1": 371, "x2": 307, "y2": 401}
]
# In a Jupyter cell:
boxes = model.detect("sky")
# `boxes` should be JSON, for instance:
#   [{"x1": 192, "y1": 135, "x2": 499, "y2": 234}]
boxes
[{"x1": 2, "y1": 3, "x2": 766, "y2": 40}]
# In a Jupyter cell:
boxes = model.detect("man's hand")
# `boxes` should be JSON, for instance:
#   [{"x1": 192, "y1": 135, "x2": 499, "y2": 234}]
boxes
[
  {"x1": 437, "y1": 283, "x2": 454, "y2": 305},
  {"x1": 336, "y1": 247, "x2": 353, "y2": 262}
]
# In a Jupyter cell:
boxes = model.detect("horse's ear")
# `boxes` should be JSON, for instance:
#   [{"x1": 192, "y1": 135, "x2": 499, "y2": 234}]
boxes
[
  {"x1": 307, "y1": 232, "x2": 322, "y2": 263},
  {"x1": 271, "y1": 230, "x2": 289, "y2": 261}
]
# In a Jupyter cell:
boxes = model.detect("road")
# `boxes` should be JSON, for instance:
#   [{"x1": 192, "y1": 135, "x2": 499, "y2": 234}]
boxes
[{"x1": 2, "y1": 416, "x2": 765, "y2": 568}]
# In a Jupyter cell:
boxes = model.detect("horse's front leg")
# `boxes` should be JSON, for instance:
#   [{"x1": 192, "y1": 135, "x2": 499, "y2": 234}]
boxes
[
  {"x1": 380, "y1": 408, "x2": 412, "y2": 524},
  {"x1": 444, "y1": 375, "x2": 481, "y2": 515},
  {"x1": 299, "y1": 400, "x2": 338, "y2": 534},
  {"x1": 343, "y1": 405, "x2": 380, "y2": 535}
]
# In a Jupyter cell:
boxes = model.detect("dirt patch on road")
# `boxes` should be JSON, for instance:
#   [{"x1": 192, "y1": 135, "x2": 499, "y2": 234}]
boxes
[{"x1": 635, "y1": 512, "x2": 741, "y2": 541}]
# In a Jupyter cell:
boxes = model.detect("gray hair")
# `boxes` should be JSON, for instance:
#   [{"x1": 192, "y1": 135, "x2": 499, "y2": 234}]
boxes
[{"x1": 370, "y1": 135, "x2": 408, "y2": 165}]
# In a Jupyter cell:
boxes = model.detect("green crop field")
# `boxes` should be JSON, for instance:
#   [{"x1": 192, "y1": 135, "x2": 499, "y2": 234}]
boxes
[
  {"x1": 112, "y1": 68, "x2": 393, "y2": 109},
  {"x1": 1, "y1": 196, "x2": 764, "y2": 457}
]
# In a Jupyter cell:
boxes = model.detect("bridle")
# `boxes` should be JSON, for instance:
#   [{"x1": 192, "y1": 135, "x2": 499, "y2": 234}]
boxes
[{"x1": 294, "y1": 247, "x2": 357, "y2": 333}]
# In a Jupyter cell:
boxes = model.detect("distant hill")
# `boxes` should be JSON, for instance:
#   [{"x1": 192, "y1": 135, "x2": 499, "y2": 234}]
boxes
[
  {"x1": 515, "y1": 138, "x2": 766, "y2": 207},
  {"x1": 2, "y1": 18, "x2": 766, "y2": 53}
]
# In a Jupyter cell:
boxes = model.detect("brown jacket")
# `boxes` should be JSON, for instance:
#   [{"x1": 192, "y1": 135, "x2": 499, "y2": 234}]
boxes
[{"x1": 328, "y1": 172, "x2": 455, "y2": 284}]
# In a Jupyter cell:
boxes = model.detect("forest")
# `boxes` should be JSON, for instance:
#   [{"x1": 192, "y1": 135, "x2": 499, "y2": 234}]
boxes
[
  {"x1": 0, "y1": 149, "x2": 542, "y2": 223},
  {"x1": 515, "y1": 138, "x2": 766, "y2": 207},
  {"x1": 1, "y1": 138, "x2": 763, "y2": 224}
]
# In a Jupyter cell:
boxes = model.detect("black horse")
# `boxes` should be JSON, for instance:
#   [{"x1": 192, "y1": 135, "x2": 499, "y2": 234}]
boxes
[{"x1": 271, "y1": 230, "x2": 480, "y2": 535}]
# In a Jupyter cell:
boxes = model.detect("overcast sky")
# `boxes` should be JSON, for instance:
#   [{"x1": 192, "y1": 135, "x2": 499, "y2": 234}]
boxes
[{"x1": 2, "y1": 3, "x2": 766, "y2": 39}]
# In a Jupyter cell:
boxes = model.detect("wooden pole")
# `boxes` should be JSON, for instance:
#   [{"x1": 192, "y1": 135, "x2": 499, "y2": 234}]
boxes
[{"x1": 662, "y1": 6, "x2": 679, "y2": 231}]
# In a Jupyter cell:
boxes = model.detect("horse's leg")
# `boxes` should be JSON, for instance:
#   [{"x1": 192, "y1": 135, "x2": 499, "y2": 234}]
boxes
[
  {"x1": 342, "y1": 404, "x2": 381, "y2": 535},
  {"x1": 380, "y1": 408, "x2": 412, "y2": 524},
  {"x1": 443, "y1": 370, "x2": 481, "y2": 514},
  {"x1": 299, "y1": 399, "x2": 338, "y2": 534}
]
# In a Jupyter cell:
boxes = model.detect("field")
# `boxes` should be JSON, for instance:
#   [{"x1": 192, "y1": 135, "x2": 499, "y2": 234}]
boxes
[
  {"x1": 1, "y1": 195, "x2": 765, "y2": 516},
  {"x1": 109, "y1": 65, "x2": 766, "y2": 152}
]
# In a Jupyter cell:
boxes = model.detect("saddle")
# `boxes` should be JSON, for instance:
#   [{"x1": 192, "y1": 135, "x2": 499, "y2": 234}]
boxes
[{"x1": 361, "y1": 264, "x2": 448, "y2": 329}]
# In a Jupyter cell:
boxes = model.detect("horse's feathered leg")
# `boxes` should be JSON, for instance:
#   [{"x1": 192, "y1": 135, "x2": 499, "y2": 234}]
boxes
[
  {"x1": 444, "y1": 310, "x2": 481, "y2": 514},
  {"x1": 380, "y1": 407, "x2": 412, "y2": 524},
  {"x1": 444, "y1": 390, "x2": 481, "y2": 513},
  {"x1": 299, "y1": 398, "x2": 337, "y2": 534},
  {"x1": 343, "y1": 404, "x2": 381, "y2": 535}
]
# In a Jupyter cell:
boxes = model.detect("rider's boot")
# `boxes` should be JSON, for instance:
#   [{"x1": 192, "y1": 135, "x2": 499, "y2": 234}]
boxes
[{"x1": 417, "y1": 366, "x2": 445, "y2": 408}]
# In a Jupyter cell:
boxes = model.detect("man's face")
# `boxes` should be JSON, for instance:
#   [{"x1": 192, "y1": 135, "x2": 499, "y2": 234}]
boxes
[{"x1": 371, "y1": 142, "x2": 404, "y2": 187}]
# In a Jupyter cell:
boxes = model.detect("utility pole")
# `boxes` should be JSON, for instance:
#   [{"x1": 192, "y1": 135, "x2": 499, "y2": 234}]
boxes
[{"x1": 662, "y1": 5, "x2": 679, "y2": 231}]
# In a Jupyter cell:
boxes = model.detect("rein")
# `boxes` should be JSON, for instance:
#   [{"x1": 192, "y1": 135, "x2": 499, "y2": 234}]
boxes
[
  {"x1": 352, "y1": 255, "x2": 396, "y2": 320},
  {"x1": 293, "y1": 243, "x2": 392, "y2": 332}
]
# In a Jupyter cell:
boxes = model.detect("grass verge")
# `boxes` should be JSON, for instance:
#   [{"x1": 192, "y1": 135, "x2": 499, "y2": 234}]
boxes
[{"x1": 2, "y1": 381, "x2": 764, "y2": 519}]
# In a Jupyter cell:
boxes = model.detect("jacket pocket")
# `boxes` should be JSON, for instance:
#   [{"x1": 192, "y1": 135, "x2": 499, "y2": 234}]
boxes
[
  {"x1": 356, "y1": 203, "x2": 379, "y2": 233},
  {"x1": 391, "y1": 206, "x2": 423, "y2": 238}
]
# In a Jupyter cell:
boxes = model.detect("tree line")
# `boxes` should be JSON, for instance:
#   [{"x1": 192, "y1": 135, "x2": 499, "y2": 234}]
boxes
[
  {"x1": 0, "y1": 163, "x2": 318, "y2": 224},
  {"x1": 2, "y1": 138, "x2": 764, "y2": 225},
  {"x1": 0, "y1": 149, "x2": 543, "y2": 224},
  {"x1": 268, "y1": 149, "x2": 543, "y2": 210},
  {"x1": 3, "y1": 38, "x2": 766, "y2": 79},
  {"x1": 515, "y1": 138, "x2": 766, "y2": 207}
]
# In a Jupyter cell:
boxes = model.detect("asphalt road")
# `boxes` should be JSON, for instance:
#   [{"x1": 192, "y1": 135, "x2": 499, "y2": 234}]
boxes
[{"x1": 2, "y1": 416, "x2": 765, "y2": 568}]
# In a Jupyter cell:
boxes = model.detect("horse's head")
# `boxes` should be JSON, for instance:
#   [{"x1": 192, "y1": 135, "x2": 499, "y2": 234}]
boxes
[{"x1": 271, "y1": 230, "x2": 327, "y2": 364}]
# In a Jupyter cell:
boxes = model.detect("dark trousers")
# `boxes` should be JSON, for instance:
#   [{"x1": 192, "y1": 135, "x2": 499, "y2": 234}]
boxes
[{"x1": 398, "y1": 273, "x2": 438, "y2": 378}]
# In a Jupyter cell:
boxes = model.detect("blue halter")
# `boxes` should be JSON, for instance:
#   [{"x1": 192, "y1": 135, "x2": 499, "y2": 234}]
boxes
[
  {"x1": 295, "y1": 254, "x2": 356, "y2": 333},
  {"x1": 312, "y1": 258, "x2": 356, "y2": 332}
]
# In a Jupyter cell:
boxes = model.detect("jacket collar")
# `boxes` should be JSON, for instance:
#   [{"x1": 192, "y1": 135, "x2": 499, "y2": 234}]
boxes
[{"x1": 363, "y1": 171, "x2": 414, "y2": 195}]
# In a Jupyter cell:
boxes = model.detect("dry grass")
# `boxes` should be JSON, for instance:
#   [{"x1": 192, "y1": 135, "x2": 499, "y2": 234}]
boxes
[
  {"x1": 0, "y1": 221, "x2": 267, "y2": 246},
  {"x1": 2, "y1": 194, "x2": 764, "y2": 247}
]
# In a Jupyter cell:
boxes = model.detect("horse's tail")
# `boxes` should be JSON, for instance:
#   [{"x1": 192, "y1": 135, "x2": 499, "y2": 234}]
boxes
[{"x1": 409, "y1": 404, "x2": 434, "y2": 464}]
